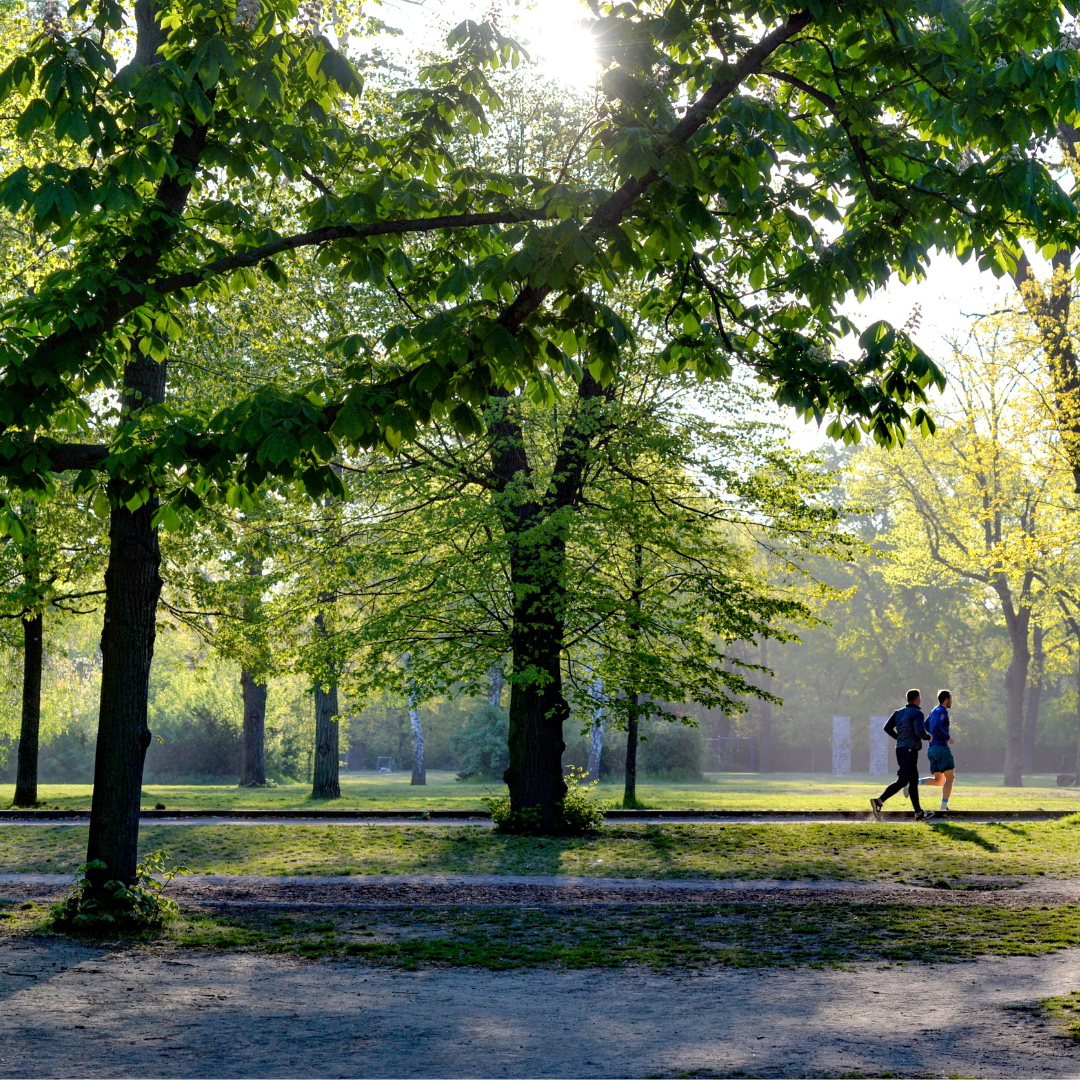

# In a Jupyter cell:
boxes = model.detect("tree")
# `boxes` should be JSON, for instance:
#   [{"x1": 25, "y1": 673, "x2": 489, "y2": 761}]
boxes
[
  {"x1": 852, "y1": 318, "x2": 1078, "y2": 785},
  {"x1": 0, "y1": 487, "x2": 105, "y2": 805},
  {"x1": 3, "y1": 0, "x2": 1079, "y2": 870}
]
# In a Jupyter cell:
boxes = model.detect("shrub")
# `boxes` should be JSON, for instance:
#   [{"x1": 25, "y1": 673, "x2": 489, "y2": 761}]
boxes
[
  {"x1": 51, "y1": 850, "x2": 187, "y2": 934},
  {"x1": 143, "y1": 706, "x2": 240, "y2": 779},
  {"x1": 639, "y1": 721, "x2": 704, "y2": 780},
  {"x1": 451, "y1": 704, "x2": 509, "y2": 780},
  {"x1": 484, "y1": 767, "x2": 605, "y2": 835}
]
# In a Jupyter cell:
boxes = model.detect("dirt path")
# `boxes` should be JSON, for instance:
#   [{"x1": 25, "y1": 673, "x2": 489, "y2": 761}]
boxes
[
  {"x1": 1, "y1": 939, "x2": 1078, "y2": 1078},
  {"x1": 3, "y1": 871, "x2": 1079, "y2": 907}
]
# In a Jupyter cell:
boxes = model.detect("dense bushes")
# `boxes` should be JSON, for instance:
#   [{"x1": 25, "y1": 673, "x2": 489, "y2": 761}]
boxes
[
  {"x1": 451, "y1": 704, "x2": 509, "y2": 780},
  {"x1": 638, "y1": 721, "x2": 705, "y2": 780},
  {"x1": 143, "y1": 706, "x2": 240, "y2": 779}
]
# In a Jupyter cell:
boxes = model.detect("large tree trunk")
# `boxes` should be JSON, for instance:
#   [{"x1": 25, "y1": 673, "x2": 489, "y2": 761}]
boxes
[
  {"x1": 493, "y1": 373, "x2": 610, "y2": 829},
  {"x1": 757, "y1": 639, "x2": 773, "y2": 773},
  {"x1": 312, "y1": 678, "x2": 340, "y2": 799},
  {"x1": 85, "y1": 356, "x2": 166, "y2": 893},
  {"x1": 1023, "y1": 623, "x2": 1045, "y2": 776},
  {"x1": 622, "y1": 694, "x2": 640, "y2": 808},
  {"x1": 13, "y1": 611, "x2": 44, "y2": 807},
  {"x1": 239, "y1": 668, "x2": 267, "y2": 786},
  {"x1": 1003, "y1": 605, "x2": 1031, "y2": 787},
  {"x1": 504, "y1": 578, "x2": 569, "y2": 826}
]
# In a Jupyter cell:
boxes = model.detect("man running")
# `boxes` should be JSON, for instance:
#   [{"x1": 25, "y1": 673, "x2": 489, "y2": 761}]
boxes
[
  {"x1": 919, "y1": 689, "x2": 955, "y2": 814},
  {"x1": 870, "y1": 688, "x2": 935, "y2": 822}
]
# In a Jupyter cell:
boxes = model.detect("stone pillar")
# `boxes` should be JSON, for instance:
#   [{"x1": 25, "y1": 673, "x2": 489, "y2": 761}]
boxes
[
  {"x1": 832, "y1": 715, "x2": 851, "y2": 775},
  {"x1": 869, "y1": 716, "x2": 890, "y2": 775}
]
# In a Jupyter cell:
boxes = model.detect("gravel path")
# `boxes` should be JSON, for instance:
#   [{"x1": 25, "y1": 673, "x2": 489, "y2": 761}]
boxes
[
  {"x1": 1, "y1": 939, "x2": 1079, "y2": 1077},
  {"x1": 3, "y1": 871, "x2": 1079, "y2": 908}
]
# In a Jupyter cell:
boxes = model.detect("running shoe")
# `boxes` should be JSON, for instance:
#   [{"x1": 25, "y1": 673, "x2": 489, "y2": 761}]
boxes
[
  {"x1": 870, "y1": 798, "x2": 883, "y2": 821},
  {"x1": 914, "y1": 810, "x2": 936, "y2": 822}
]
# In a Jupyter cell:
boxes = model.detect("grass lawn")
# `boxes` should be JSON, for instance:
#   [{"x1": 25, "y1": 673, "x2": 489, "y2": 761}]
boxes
[
  {"x1": 4, "y1": 770, "x2": 1080, "y2": 812},
  {"x1": 6, "y1": 897, "x2": 1080, "y2": 970},
  {"x1": 4, "y1": 818, "x2": 1080, "y2": 880}
]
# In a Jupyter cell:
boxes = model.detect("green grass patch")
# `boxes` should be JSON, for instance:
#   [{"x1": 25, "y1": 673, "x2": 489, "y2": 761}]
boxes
[
  {"x1": 1032, "y1": 991, "x2": 1080, "y2": 1040},
  {"x1": 5, "y1": 819, "x2": 1080, "y2": 880},
  {"x1": 5, "y1": 771, "x2": 1080, "y2": 812},
  {"x1": 70, "y1": 902, "x2": 1080, "y2": 970}
]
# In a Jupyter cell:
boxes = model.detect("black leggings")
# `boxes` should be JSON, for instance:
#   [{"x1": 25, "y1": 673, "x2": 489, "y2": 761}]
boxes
[{"x1": 879, "y1": 747, "x2": 922, "y2": 813}]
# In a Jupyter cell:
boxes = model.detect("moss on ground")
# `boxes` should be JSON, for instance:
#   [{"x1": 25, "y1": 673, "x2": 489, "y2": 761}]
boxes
[
  {"x1": 3, "y1": 819, "x2": 1080, "y2": 880},
  {"x1": 8, "y1": 897, "x2": 1080, "y2": 971}
]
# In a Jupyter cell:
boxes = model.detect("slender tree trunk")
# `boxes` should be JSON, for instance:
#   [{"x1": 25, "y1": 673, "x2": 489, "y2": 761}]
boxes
[
  {"x1": 14, "y1": 611, "x2": 44, "y2": 807},
  {"x1": 622, "y1": 544, "x2": 645, "y2": 808},
  {"x1": 312, "y1": 677, "x2": 340, "y2": 799},
  {"x1": 409, "y1": 697, "x2": 426, "y2": 786},
  {"x1": 1003, "y1": 606, "x2": 1032, "y2": 787},
  {"x1": 586, "y1": 674, "x2": 604, "y2": 784},
  {"x1": 85, "y1": 356, "x2": 166, "y2": 893},
  {"x1": 487, "y1": 664, "x2": 504, "y2": 708},
  {"x1": 1023, "y1": 623, "x2": 1045, "y2": 776},
  {"x1": 757, "y1": 639, "x2": 772, "y2": 773},
  {"x1": 311, "y1": 606, "x2": 340, "y2": 799},
  {"x1": 623, "y1": 694, "x2": 640, "y2": 808},
  {"x1": 1074, "y1": 642, "x2": 1080, "y2": 783},
  {"x1": 238, "y1": 554, "x2": 267, "y2": 786},
  {"x1": 239, "y1": 669, "x2": 267, "y2": 786}
]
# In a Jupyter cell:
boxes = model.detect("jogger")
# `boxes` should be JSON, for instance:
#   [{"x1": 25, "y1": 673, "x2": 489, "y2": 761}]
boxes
[
  {"x1": 920, "y1": 689, "x2": 956, "y2": 813},
  {"x1": 870, "y1": 689, "x2": 934, "y2": 822}
]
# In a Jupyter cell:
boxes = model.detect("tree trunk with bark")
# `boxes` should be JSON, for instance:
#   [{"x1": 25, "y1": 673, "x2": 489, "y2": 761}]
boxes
[
  {"x1": 1002, "y1": 598, "x2": 1031, "y2": 787},
  {"x1": 503, "y1": 558, "x2": 569, "y2": 826},
  {"x1": 491, "y1": 374, "x2": 611, "y2": 830},
  {"x1": 757, "y1": 639, "x2": 773, "y2": 773},
  {"x1": 623, "y1": 694, "x2": 640, "y2": 808},
  {"x1": 409, "y1": 697, "x2": 426, "y2": 785},
  {"x1": 487, "y1": 665, "x2": 505, "y2": 708},
  {"x1": 13, "y1": 611, "x2": 43, "y2": 807},
  {"x1": 1023, "y1": 623, "x2": 1045, "y2": 776},
  {"x1": 85, "y1": 356, "x2": 167, "y2": 892},
  {"x1": 586, "y1": 674, "x2": 604, "y2": 784},
  {"x1": 238, "y1": 554, "x2": 267, "y2": 786},
  {"x1": 239, "y1": 668, "x2": 267, "y2": 786},
  {"x1": 312, "y1": 677, "x2": 340, "y2": 799},
  {"x1": 1074, "y1": 640, "x2": 1080, "y2": 783}
]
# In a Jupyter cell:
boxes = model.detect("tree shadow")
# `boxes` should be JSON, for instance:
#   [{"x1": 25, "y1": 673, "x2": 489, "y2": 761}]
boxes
[{"x1": 930, "y1": 823, "x2": 999, "y2": 852}]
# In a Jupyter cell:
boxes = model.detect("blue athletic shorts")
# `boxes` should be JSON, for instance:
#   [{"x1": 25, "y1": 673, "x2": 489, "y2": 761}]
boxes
[{"x1": 928, "y1": 744, "x2": 955, "y2": 773}]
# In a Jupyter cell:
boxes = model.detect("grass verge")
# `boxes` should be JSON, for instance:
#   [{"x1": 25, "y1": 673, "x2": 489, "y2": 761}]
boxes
[
  {"x1": 4, "y1": 819, "x2": 1080, "y2": 880},
  {"x1": 6, "y1": 897, "x2": 1080, "y2": 971},
  {"x1": 6, "y1": 772, "x2": 1080, "y2": 812}
]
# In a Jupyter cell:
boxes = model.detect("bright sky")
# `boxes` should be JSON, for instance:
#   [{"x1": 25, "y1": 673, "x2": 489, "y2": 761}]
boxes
[{"x1": 380, "y1": 0, "x2": 600, "y2": 87}]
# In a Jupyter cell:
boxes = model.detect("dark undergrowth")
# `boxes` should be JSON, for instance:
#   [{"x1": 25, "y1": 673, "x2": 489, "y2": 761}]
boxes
[{"x1": 7, "y1": 898, "x2": 1080, "y2": 971}]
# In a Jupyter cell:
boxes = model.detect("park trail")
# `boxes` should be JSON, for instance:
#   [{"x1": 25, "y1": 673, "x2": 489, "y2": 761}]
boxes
[{"x1": 1, "y1": 939, "x2": 1079, "y2": 1078}]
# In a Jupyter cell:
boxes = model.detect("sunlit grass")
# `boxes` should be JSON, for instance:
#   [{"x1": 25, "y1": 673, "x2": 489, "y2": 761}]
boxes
[
  {"x1": 3, "y1": 818, "x2": 1080, "y2": 880},
  {"x1": 4, "y1": 770, "x2": 1078, "y2": 812}
]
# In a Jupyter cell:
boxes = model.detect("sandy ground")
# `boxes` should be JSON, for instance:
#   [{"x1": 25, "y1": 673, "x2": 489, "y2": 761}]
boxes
[{"x1": 1, "y1": 938, "x2": 1079, "y2": 1078}]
